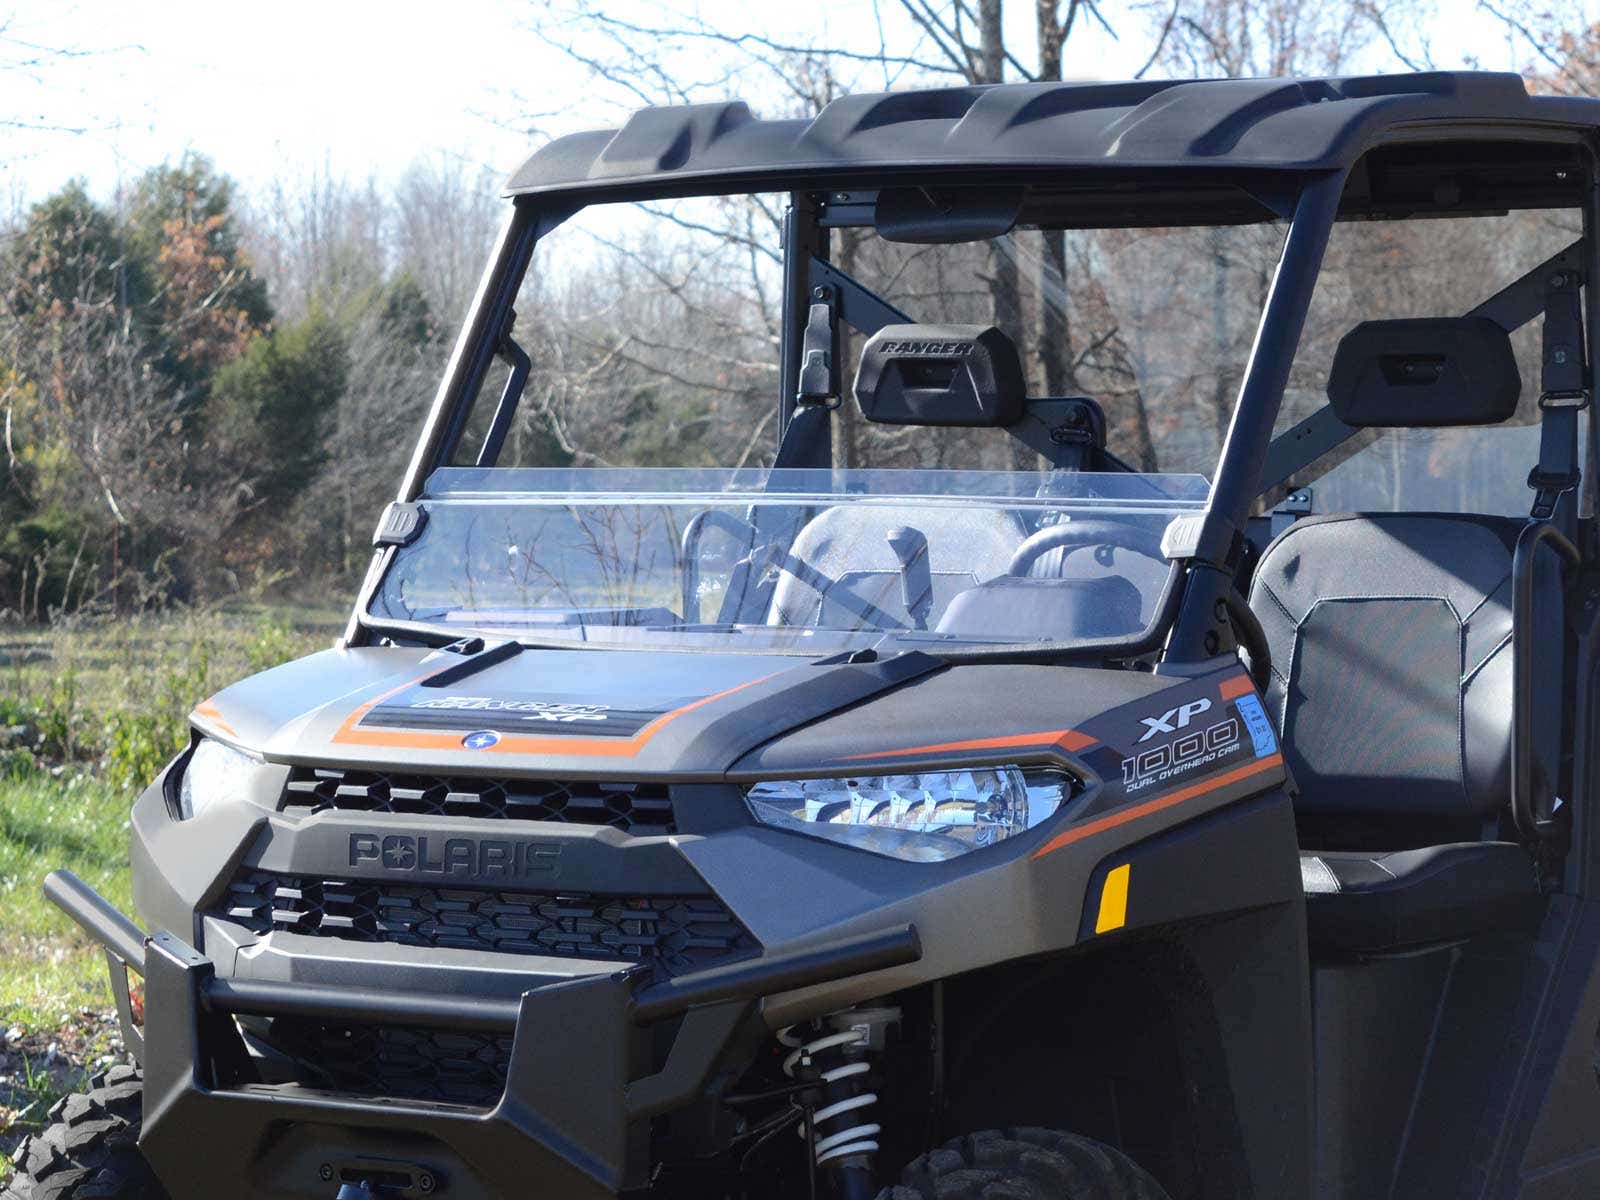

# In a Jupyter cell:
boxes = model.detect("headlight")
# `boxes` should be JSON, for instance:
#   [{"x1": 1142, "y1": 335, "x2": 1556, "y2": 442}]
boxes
[
  {"x1": 176, "y1": 738, "x2": 262, "y2": 819},
  {"x1": 745, "y1": 767, "x2": 1075, "y2": 863}
]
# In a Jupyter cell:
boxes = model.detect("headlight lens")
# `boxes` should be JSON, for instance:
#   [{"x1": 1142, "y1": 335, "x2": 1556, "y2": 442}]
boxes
[
  {"x1": 745, "y1": 767, "x2": 1075, "y2": 862},
  {"x1": 177, "y1": 738, "x2": 262, "y2": 819}
]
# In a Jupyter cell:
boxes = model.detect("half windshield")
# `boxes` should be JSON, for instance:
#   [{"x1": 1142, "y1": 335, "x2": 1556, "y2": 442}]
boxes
[{"x1": 368, "y1": 467, "x2": 1208, "y2": 654}]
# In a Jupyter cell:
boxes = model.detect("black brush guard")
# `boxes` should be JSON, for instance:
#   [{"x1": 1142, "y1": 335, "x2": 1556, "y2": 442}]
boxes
[{"x1": 45, "y1": 869, "x2": 919, "y2": 1200}]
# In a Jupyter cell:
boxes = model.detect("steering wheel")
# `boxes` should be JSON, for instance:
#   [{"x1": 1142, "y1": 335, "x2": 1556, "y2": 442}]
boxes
[{"x1": 1008, "y1": 519, "x2": 1167, "y2": 577}]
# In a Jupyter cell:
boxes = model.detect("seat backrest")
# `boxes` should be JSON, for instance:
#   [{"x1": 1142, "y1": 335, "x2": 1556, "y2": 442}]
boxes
[
  {"x1": 767, "y1": 505, "x2": 1021, "y2": 629},
  {"x1": 1249, "y1": 513, "x2": 1517, "y2": 825}
]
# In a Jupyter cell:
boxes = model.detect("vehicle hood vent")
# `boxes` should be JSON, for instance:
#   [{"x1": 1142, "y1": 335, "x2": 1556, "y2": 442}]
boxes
[{"x1": 282, "y1": 766, "x2": 675, "y2": 834}]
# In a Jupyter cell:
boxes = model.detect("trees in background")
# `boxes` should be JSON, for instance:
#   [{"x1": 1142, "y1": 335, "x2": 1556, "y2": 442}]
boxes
[
  {"x1": 0, "y1": 152, "x2": 496, "y2": 617},
  {"x1": 0, "y1": 163, "x2": 270, "y2": 616},
  {"x1": 0, "y1": 0, "x2": 1595, "y2": 621}
]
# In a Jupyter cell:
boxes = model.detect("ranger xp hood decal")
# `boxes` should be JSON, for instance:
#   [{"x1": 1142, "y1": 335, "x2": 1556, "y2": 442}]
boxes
[
  {"x1": 361, "y1": 693, "x2": 655, "y2": 738},
  {"x1": 335, "y1": 672, "x2": 774, "y2": 757}
]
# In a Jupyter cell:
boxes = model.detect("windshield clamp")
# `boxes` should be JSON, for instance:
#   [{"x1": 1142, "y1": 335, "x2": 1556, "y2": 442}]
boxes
[
  {"x1": 373, "y1": 501, "x2": 427, "y2": 548},
  {"x1": 796, "y1": 287, "x2": 841, "y2": 410},
  {"x1": 1160, "y1": 512, "x2": 1238, "y2": 567}
]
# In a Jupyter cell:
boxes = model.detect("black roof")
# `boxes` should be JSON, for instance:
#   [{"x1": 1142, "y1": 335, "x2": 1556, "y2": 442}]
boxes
[{"x1": 506, "y1": 72, "x2": 1599, "y2": 202}]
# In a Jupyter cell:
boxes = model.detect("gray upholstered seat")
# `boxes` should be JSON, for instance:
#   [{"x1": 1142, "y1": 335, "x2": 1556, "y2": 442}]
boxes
[
  {"x1": 1249, "y1": 512, "x2": 1517, "y2": 823},
  {"x1": 1249, "y1": 512, "x2": 1539, "y2": 949}
]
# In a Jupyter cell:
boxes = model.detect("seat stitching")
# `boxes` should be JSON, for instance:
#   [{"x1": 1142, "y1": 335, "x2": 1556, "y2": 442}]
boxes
[
  {"x1": 1294, "y1": 595, "x2": 1471, "y2": 812},
  {"x1": 1300, "y1": 594, "x2": 1464, "y2": 622},
  {"x1": 1460, "y1": 571, "x2": 1512, "y2": 624},
  {"x1": 1459, "y1": 623, "x2": 1470, "y2": 812},
  {"x1": 1462, "y1": 630, "x2": 1511, "y2": 687},
  {"x1": 1254, "y1": 578, "x2": 1300, "y2": 627}
]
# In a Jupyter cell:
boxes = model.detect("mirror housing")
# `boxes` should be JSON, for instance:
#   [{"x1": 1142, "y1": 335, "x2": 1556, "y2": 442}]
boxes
[
  {"x1": 854, "y1": 324, "x2": 1026, "y2": 427},
  {"x1": 874, "y1": 186, "x2": 1022, "y2": 244}
]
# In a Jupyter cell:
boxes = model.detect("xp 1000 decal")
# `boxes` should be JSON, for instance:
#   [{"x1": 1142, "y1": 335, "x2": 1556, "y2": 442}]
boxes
[
  {"x1": 1121, "y1": 698, "x2": 1241, "y2": 794},
  {"x1": 1116, "y1": 677, "x2": 1278, "y2": 796},
  {"x1": 1032, "y1": 673, "x2": 1284, "y2": 860}
]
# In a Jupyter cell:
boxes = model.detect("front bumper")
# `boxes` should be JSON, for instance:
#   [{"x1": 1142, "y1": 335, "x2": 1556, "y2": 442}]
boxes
[{"x1": 46, "y1": 870, "x2": 917, "y2": 1200}]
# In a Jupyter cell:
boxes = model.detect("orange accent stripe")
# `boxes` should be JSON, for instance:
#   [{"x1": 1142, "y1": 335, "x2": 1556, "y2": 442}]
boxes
[
  {"x1": 191, "y1": 700, "x2": 237, "y2": 738},
  {"x1": 330, "y1": 669, "x2": 775, "y2": 757},
  {"x1": 1031, "y1": 752, "x2": 1285, "y2": 860},
  {"x1": 843, "y1": 728, "x2": 1095, "y2": 762},
  {"x1": 1218, "y1": 674, "x2": 1255, "y2": 701}
]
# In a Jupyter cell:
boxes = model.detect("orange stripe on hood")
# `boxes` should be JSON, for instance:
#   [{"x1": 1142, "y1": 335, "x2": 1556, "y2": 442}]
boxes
[
  {"x1": 191, "y1": 699, "x2": 237, "y2": 738},
  {"x1": 1032, "y1": 753, "x2": 1285, "y2": 859},
  {"x1": 844, "y1": 728, "x2": 1095, "y2": 762}
]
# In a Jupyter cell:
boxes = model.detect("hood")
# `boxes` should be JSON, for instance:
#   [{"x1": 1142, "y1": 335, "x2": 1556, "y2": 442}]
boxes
[
  {"x1": 187, "y1": 640, "x2": 1274, "y2": 798},
  {"x1": 191, "y1": 643, "x2": 941, "y2": 777}
]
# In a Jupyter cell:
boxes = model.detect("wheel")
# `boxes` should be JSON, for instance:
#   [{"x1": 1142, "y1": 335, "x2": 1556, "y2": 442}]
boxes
[
  {"x1": 1, "y1": 1065, "x2": 165, "y2": 1200},
  {"x1": 877, "y1": 1127, "x2": 1171, "y2": 1199}
]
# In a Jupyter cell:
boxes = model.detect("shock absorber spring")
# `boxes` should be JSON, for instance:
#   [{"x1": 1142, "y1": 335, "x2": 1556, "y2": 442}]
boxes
[{"x1": 778, "y1": 1006, "x2": 900, "y2": 1194}]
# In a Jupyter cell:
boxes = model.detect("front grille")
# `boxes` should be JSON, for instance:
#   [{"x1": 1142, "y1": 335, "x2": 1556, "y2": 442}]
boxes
[
  {"x1": 267, "y1": 1021, "x2": 512, "y2": 1107},
  {"x1": 282, "y1": 766, "x2": 675, "y2": 834},
  {"x1": 216, "y1": 871, "x2": 756, "y2": 976}
]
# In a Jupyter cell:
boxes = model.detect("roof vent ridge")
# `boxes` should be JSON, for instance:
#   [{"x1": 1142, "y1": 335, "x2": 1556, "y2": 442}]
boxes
[
  {"x1": 806, "y1": 86, "x2": 986, "y2": 142},
  {"x1": 951, "y1": 79, "x2": 1180, "y2": 142},
  {"x1": 1188, "y1": 80, "x2": 1322, "y2": 157},
  {"x1": 600, "y1": 101, "x2": 756, "y2": 174}
]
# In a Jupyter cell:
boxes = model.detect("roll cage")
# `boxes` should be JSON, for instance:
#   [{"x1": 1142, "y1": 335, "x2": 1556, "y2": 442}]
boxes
[{"x1": 347, "y1": 72, "x2": 1600, "y2": 682}]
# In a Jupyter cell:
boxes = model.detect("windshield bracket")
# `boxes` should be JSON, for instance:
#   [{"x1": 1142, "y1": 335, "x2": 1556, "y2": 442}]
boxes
[
  {"x1": 807, "y1": 255, "x2": 912, "y2": 338},
  {"x1": 476, "y1": 311, "x2": 532, "y2": 468}
]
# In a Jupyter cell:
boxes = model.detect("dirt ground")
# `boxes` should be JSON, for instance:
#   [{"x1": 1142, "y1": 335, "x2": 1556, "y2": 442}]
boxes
[{"x1": 0, "y1": 1007, "x2": 129, "y2": 1183}]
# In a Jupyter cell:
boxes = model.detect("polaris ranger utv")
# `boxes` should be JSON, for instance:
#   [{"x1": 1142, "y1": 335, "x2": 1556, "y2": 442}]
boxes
[{"x1": 15, "y1": 70, "x2": 1600, "y2": 1200}]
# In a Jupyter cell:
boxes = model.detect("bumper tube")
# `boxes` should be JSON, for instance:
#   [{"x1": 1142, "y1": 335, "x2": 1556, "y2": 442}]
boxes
[
  {"x1": 44, "y1": 870, "x2": 147, "y2": 972},
  {"x1": 44, "y1": 868, "x2": 922, "y2": 1198}
]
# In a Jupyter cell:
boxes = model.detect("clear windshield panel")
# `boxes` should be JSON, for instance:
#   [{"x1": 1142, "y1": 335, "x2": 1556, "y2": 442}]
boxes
[
  {"x1": 371, "y1": 467, "x2": 1209, "y2": 654},
  {"x1": 469, "y1": 198, "x2": 1286, "y2": 481}
]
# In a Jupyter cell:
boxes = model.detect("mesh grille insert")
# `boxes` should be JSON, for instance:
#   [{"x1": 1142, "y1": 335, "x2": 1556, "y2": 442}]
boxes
[
  {"x1": 267, "y1": 1021, "x2": 512, "y2": 1107},
  {"x1": 215, "y1": 870, "x2": 756, "y2": 976},
  {"x1": 282, "y1": 766, "x2": 675, "y2": 833}
]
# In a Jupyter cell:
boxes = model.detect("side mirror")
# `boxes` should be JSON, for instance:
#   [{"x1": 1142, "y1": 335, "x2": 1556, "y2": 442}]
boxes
[{"x1": 855, "y1": 325, "x2": 1026, "y2": 427}]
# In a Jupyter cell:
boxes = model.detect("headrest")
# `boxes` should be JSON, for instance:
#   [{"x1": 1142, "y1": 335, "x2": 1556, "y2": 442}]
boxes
[
  {"x1": 1327, "y1": 317, "x2": 1520, "y2": 428},
  {"x1": 854, "y1": 324, "x2": 1025, "y2": 427}
]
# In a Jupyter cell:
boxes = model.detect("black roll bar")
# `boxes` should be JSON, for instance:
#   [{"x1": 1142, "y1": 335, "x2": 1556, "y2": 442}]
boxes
[{"x1": 1512, "y1": 522, "x2": 1581, "y2": 842}]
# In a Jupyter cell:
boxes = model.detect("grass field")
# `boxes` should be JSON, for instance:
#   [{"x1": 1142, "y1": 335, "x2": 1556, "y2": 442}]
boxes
[{"x1": 0, "y1": 603, "x2": 343, "y2": 1175}]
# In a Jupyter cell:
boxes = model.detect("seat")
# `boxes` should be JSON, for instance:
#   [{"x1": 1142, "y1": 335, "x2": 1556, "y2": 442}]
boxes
[
  {"x1": 1247, "y1": 318, "x2": 1547, "y2": 952},
  {"x1": 1252, "y1": 512, "x2": 1540, "y2": 950},
  {"x1": 766, "y1": 504, "x2": 1021, "y2": 629},
  {"x1": 1299, "y1": 843, "x2": 1538, "y2": 952}
]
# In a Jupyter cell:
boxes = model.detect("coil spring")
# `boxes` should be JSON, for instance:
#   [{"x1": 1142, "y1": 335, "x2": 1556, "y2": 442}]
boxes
[{"x1": 778, "y1": 1022, "x2": 881, "y2": 1168}]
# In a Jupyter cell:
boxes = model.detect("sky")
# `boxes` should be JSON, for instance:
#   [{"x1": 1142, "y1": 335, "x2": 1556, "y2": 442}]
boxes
[{"x1": 0, "y1": 0, "x2": 1560, "y2": 213}]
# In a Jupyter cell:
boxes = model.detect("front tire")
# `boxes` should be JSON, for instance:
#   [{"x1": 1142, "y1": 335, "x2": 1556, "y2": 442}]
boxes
[
  {"x1": 2, "y1": 1066, "x2": 165, "y2": 1200},
  {"x1": 878, "y1": 1128, "x2": 1171, "y2": 1199}
]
